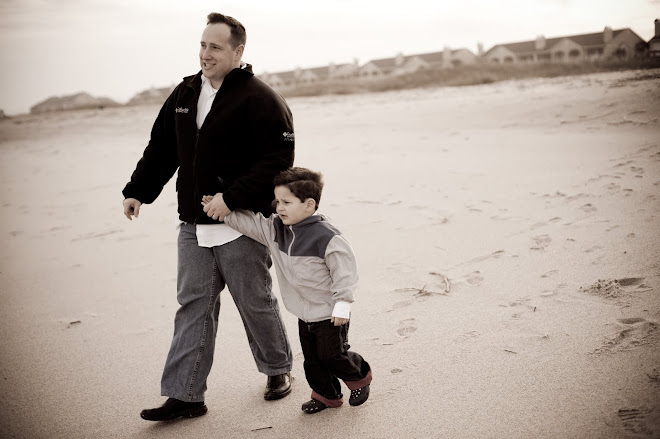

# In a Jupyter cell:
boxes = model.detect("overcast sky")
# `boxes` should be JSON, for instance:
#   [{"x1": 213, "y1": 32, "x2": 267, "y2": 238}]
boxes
[{"x1": 0, "y1": 0, "x2": 657, "y2": 115}]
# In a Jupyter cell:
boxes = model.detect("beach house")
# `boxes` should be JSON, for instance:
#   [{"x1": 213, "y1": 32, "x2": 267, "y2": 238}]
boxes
[{"x1": 483, "y1": 27, "x2": 645, "y2": 64}]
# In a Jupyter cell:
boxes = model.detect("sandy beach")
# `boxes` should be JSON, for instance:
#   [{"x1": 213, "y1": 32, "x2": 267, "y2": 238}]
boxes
[{"x1": 1, "y1": 69, "x2": 659, "y2": 438}]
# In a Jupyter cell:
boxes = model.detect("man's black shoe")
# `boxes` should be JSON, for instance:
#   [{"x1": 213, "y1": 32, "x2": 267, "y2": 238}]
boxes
[
  {"x1": 140, "y1": 398, "x2": 207, "y2": 421},
  {"x1": 264, "y1": 372, "x2": 292, "y2": 400}
]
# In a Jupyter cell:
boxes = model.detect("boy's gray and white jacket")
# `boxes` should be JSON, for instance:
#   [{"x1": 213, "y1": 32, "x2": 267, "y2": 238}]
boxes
[{"x1": 224, "y1": 211, "x2": 358, "y2": 323}]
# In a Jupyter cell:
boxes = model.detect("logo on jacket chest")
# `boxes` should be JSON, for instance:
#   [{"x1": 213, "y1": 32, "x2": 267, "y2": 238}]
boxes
[{"x1": 175, "y1": 107, "x2": 190, "y2": 114}]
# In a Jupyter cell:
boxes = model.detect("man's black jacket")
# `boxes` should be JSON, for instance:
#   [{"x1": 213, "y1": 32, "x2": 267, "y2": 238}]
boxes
[{"x1": 122, "y1": 65, "x2": 295, "y2": 223}]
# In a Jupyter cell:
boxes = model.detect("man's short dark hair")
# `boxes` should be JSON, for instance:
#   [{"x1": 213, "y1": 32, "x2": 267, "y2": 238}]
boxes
[
  {"x1": 206, "y1": 13, "x2": 247, "y2": 49},
  {"x1": 274, "y1": 167, "x2": 324, "y2": 211}
]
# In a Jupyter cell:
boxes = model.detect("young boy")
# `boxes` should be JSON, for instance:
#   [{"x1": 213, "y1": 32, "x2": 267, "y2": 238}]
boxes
[{"x1": 202, "y1": 167, "x2": 372, "y2": 414}]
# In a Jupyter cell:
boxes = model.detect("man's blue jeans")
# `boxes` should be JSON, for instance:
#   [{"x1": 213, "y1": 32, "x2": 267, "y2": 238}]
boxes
[{"x1": 161, "y1": 223, "x2": 293, "y2": 402}]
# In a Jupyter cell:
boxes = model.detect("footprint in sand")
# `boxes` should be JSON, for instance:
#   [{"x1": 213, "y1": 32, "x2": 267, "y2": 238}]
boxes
[
  {"x1": 505, "y1": 297, "x2": 533, "y2": 319},
  {"x1": 540, "y1": 191, "x2": 567, "y2": 199},
  {"x1": 618, "y1": 407, "x2": 655, "y2": 437},
  {"x1": 540, "y1": 270, "x2": 558, "y2": 279},
  {"x1": 530, "y1": 234, "x2": 552, "y2": 251},
  {"x1": 647, "y1": 368, "x2": 660, "y2": 387},
  {"x1": 579, "y1": 203, "x2": 597, "y2": 213},
  {"x1": 588, "y1": 174, "x2": 620, "y2": 184},
  {"x1": 465, "y1": 271, "x2": 484, "y2": 286},
  {"x1": 566, "y1": 193, "x2": 589, "y2": 202},
  {"x1": 397, "y1": 318, "x2": 417, "y2": 337},
  {"x1": 593, "y1": 317, "x2": 658, "y2": 354},
  {"x1": 617, "y1": 277, "x2": 646, "y2": 287},
  {"x1": 630, "y1": 166, "x2": 644, "y2": 178},
  {"x1": 606, "y1": 182, "x2": 621, "y2": 192},
  {"x1": 614, "y1": 160, "x2": 634, "y2": 168},
  {"x1": 453, "y1": 331, "x2": 479, "y2": 343},
  {"x1": 390, "y1": 300, "x2": 413, "y2": 311},
  {"x1": 540, "y1": 283, "x2": 567, "y2": 298}
]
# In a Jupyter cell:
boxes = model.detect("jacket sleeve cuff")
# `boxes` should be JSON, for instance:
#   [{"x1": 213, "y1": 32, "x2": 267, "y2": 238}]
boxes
[
  {"x1": 221, "y1": 192, "x2": 237, "y2": 211},
  {"x1": 331, "y1": 301, "x2": 351, "y2": 319}
]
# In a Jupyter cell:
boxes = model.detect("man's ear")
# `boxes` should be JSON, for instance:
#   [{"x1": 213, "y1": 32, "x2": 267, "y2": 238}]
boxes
[{"x1": 235, "y1": 44, "x2": 245, "y2": 61}]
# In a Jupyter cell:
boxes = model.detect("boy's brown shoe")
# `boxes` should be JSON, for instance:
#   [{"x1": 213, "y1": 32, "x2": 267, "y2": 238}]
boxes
[{"x1": 349, "y1": 385, "x2": 370, "y2": 406}]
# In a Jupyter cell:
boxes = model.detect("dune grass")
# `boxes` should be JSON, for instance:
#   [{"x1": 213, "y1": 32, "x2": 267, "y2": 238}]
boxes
[{"x1": 280, "y1": 59, "x2": 660, "y2": 98}]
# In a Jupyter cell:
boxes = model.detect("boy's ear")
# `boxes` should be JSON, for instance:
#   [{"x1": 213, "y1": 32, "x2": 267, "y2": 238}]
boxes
[{"x1": 305, "y1": 198, "x2": 316, "y2": 210}]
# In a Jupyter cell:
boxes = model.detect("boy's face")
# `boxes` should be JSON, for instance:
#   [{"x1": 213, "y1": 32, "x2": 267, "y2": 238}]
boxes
[{"x1": 274, "y1": 186, "x2": 315, "y2": 225}]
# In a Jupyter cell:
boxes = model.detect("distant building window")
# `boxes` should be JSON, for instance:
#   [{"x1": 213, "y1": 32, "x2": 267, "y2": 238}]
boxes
[
  {"x1": 554, "y1": 51, "x2": 565, "y2": 61},
  {"x1": 569, "y1": 49, "x2": 580, "y2": 59},
  {"x1": 537, "y1": 53, "x2": 551, "y2": 61},
  {"x1": 451, "y1": 59, "x2": 463, "y2": 67},
  {"x1": 615, "y1": 45, "x2": 628, "y2": 60},
  {"x1": 491, "y1": 58, "x2": 500, "y2": 64},
  {"x1": 504, "y1": 56, "x2": 514, "y2": 63}
]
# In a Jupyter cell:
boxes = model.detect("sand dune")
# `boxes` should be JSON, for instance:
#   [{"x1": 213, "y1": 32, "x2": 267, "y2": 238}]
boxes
[{"x1": 1, "y1": 69, "x2": 659, "y2": 438}]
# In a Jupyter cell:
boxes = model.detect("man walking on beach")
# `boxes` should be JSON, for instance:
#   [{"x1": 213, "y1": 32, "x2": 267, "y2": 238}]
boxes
[{"x1": 122, "y1": 12, "x2": 295, "y2": 421}]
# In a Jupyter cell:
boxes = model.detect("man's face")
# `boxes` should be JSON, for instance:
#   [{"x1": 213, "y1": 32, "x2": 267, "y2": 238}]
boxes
[{"x1": 199, "y1": 23, "x2": 243, "y2": 86}]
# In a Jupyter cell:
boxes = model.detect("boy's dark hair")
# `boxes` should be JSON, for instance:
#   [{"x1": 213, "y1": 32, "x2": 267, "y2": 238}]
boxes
[
  {"x1": 207, "y1": 13, "x2": 247, "y2": 49},
  {"x1": 274, "y1": 167, "x2": 324, "y2": 211}
]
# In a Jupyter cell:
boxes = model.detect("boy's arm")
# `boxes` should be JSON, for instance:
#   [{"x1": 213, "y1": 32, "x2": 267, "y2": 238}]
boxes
[
  {"x1": 325, "y1": 235, "x2": 359, "y2": 324},
  {"x1": 223, "y1": 209, "x2": 272, "y2": 247}
]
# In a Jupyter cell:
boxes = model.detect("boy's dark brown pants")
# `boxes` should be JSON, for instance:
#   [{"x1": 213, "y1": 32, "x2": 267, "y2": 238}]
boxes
[{"x1": 298, "y1": 319, "x2": 371, "y2": 405}]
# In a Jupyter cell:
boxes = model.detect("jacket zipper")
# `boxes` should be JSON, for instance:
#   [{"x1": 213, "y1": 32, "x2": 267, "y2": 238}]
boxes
[
  {"x1": 287, "y1": 225, "x2": 296, "y2": 256},
  {"x1": 287, "y1": 226, "x2": 304, "y2": 297}
]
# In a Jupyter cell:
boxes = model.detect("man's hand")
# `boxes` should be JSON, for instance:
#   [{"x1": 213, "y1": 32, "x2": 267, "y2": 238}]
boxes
[
  {"x1": 331, "y1": 316, "x2": 349, "y2": 326},
  {"x1": 202, "y1": 193, "x2": 230, "y2": 221},
  {"x1": 123, "y1": 198, "x2": 142, "y2": 220}
]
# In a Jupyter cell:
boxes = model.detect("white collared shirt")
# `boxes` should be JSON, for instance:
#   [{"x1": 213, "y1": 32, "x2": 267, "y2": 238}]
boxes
[
  {"x1": 192, "y1": 74, "x2": 242, "y2": 248},
  {"x1": 197, "y1": 75, "x2": 218, "y2": 129}
]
